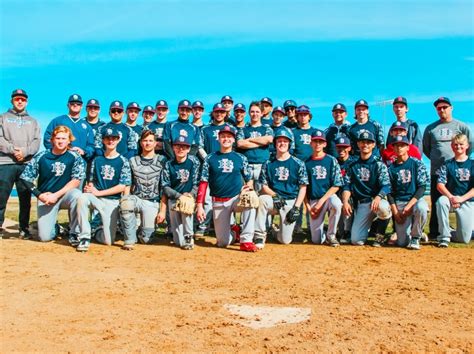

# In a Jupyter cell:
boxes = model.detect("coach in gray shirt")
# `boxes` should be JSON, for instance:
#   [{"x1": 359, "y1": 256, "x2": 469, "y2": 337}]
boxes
[
  {"x1": 422, "y1": 96, "x2": 473, "y2": 239},
  {"x1": 0, "y1": 89, "x2": 41, "y2": 239}
]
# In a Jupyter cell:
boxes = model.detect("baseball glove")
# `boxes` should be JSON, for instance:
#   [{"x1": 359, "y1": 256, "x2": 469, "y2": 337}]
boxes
[
  {"x1": 237, "y1": 189, "x2": 260, "y2": 209},
  {"x1": 173, "y1": 194, "x2": 196, "y2": 215},
  {"x1": 284, "y1": 206, "x2": 301, "y2": 224},
  {"x1": 272, "y1": 194, "x2": 287, "y2": 210}
]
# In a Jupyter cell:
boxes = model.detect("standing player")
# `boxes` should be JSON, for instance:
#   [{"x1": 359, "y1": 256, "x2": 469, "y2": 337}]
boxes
[
  {"x1": 283, "y1": 99, "x2": 298, "y2": 129},
  {"x1": 269, "y1": 106, "x2": 294, "y2": 158},
  {"x1": 324, "y1": 103, "x2": 351, "y2": 157},
  {"x1": 77, "y1": 126, "x2": 131, "y2": 251},
  {"x1": 389, "y1": 97, "x2": 422, "y2": 153},
  {"x1": 84, "y1": 99, "x2": 105, "y2": 139},
  {"x1": 229, "y1": 103, "x2": 246, "y2": 128},
  {"x1": 387, "y1": 135, "x2": 429, "y2": 250},
  {"x1": 305, "y1": 130, "x2": 343, "y2": 246},
  {"x1": 382, "y1": 121, "x2": 421, "y2": 166},
  {"x1": 192, "y1": 101, "x2": 205, "y2": 128},
  {"x1": 254, "y1": 128, "x2": 308, "y2": 248},
  {"x1": 221, "y1": 95, "x2": 234, "y2": 122},
  {"x1": 0, "y1": 89, "x2": 41, "y2": 239},
  {"x1": 160, "y1": 135, "x2": 200, "y2": 250},
  {"x1": 125, "y1": 102, "x2": 143, "y2": 137},
  {"x1": 342, "y1": 131, "x2": 392, "y2": 246},
  {"x1": 260, "y1": 97, "x2": 273, "y2": 126},
  {"x1": 142, "y1": 105, "x2": 155, "y2": 128},
  {"x1": 144, "y1": 99, "x2": 169, "y2": 155},
  {"x1": 293, "y1": 105, "x2": 316, "y2": 162},
  {"x1": 119, "y1": 130, "x2": 166, "y2": 250},
  {"x1": 436, "y1": 134, "x2": 473, "y2": 247},
  {"x1": 196, "y1": 126, "x2": 258, "y2": 252},
  {"x1": 19, "y1": 126, "x2": 85, "y2": 242}
]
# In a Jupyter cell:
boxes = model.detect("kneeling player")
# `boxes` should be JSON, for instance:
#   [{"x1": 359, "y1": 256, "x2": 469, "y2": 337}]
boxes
[
  {"x1": 196, "y1": 126, "x2": 258, "y2": 252},
  {"x1": 254, "y1": 128, "x2": 308, "y2": 248},
  {"x1": 388, "y1": 136, "x2": 429, "y2": 250}
]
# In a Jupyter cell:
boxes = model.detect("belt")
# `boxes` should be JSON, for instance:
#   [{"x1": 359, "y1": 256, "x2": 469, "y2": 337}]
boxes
[
  {"x1": 212, "y1": 196, "x2": 233, "y2": 202},
  {"x1": 357, "y1": 197, "x2": 373, "y2": 204}
]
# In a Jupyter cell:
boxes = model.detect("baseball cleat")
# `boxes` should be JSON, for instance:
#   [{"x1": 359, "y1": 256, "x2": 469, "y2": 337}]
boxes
[
  {"x1": 76, "y1": 239, "x2": 90, "y2": 252},
  {"x1": 327, "y1": 235, "x2": 340, "y2": 247},
  {"x1": 254, "y1": 238, "x2": 265, "y2": 250},
  {"x1": 438, "y1": 240, "x2": 449, "y2": 248},
  {"x1": 240, "y1": 242, "x2": 258, "y2": 252},
  {"x1": 407, "y1": 238, "x2": 420, "y2": 250},
  {"x1": 231, "y1": 224, "x2": 241, "y2": 244},
  {"x1": 19, "y1": 228, "x2": 32, "y2": 240},
  {"x1": 68, "y1": 234, "x2": 80, "y2": 247}
]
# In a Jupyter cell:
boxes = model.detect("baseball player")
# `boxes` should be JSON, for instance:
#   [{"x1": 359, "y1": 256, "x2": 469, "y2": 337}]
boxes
[
  {"x1": 125, "y1": 102, "x2": 143, "y2": 137},
  {"x1": 84, "y1": 99, "x2": 105, "y2": 139},
  {"x1": 304, "y1": 129, "x2": 343, "y2": 246},
  {"x1": 283, "y1": 99, "x2": 298, "y2": 129},
  {"x1": 144, "y1": 99, "x2": 168, "y2": 155},
  {"x1": 269, "y1": 106, "x2": 295, "y2": 158},
  {"x1": 196, "y1": 125, "x2": 258, "y2": 252},
  {"x1": 95, "y1": 101, "x2": 138, "y2": 159},
  {"x1": 0, "y1": 89, "x2": 41, "y2": 239},
  {"x1": 254, "y1": 128, "x2": 308, "y2": 248},
  {"x1": 236, "y1": 101, "x2": 274, "y2": 191},
  {"x1": 119, "y1": 130, "x2": 166, "y2": 250},
  {"x1": 342, "y1": 131, "x2": 392, "y2": 246},
  {"x1": 19, "y1": 125, "x2": 85, "y2": 242},
  {"x1": 44, "y1": 94, "x2": 95, "y2": 160},
  {"x1": 142, "y1": 105, "x2": 155, "y2": 128},
  {"x1": 387, "y1": 135, "x2": 429, "y2": 250},
  {"x1": 347, "y1": 99, "x2": 384, "y2": 157},
  {"x1": 160, "y1": 135, "x2": 200, "y2": 249},
  {"x1": 293, "y1": 105, "x2": 317, "y2": 162},
  {"x1": 436, "y1": 133, "x2": 474, "y2": 247},
  {"x1": 230, "y1": 103, "x2": 246, "y2": 129},
  {"x1": 423, "y1": 96, "x2": 473, "y2": 239},
  {"x1": 192, "y1": 101, "x2": 205, "y2": 128},
  {"x1": 324, "y1": 103, "x2": 351, "y2": 158},
  {"x1": 389, "y1": 97, "x2": 423, "y2": 153},
  {"x1": 76, "y1": 125, "x2": 131, "y2": 251},
  {"x1": 382, "y1": 121, "x2": 422, "y2": 166},
  {"x1": 220, "y1": 95, "x2": 234, "y2": 122},
  {"x1": 260, "y1": 97, "x2": 273, "y2": 126}
]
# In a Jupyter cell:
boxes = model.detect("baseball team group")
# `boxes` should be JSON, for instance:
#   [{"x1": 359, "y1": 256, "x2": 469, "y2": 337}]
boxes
[{"x1": 0, "y1": 89, "x2": 472, "y2": 252}]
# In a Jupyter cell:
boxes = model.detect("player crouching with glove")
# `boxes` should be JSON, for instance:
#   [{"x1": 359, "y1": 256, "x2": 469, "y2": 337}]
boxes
[
  {"x1": 253, "y1": 128, "x2": 308, "y2": 249},
  {"x1": 159, "y1": 135, "x2": 200, "y2": 250},
  {"x1": 196, "y1": 125, "x2": 258, "y2": 252}
]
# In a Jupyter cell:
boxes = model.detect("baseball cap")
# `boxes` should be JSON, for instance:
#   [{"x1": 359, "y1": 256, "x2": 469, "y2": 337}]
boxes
[
  {"x1": 390, "y1": 121, "x2": 408, "y2": 132},
  {"x1": 233, "y1": 103, "x2": 246, "y2": 112},
  {"x1": 274, "y1": 127, "x2": 293, "y2": 143},
  {"x1": 109, "y1": 100, "x2": 124, "y2": 111},
  {"x1": 433, "y1": 96, "x2": 452, "y2": 107},
  {"x1": 393, "y1": 96, "x2": 408, "y2": 106},
  {"x1": 173, "y1": 135, "x2": 191, "y2": 146},
  {"x1": 221, "y1": 95, "x2": 233, "y2": 103},
  {"x1": 261, "y1": 97, "x2": 273, "y2": 106},
  {"x1": 218, "y1": 125, "x2": 237, "y2": 137},
  {"x1": 357, "y1": 131, "x2": 376, "y2": 142},
  {"x1": 283, "y1": 100, "x2": 297, "y2": 109},
  {"x1": 391, "y1": 135, "x2": 410, "y2": 145},
  {"x1": 127, "y1": 102, "x2": 141, "y2": 111},
  {"x1": 332, "y1": 103, "x2": 347, "y2": 112},
  {"x1": 335, "y1": 135, "x2": 351, "y2": 147},
  {"x1": 155, "y1": 100, "x2": 168, "y2": 109},
  {"x1": 311, "y1": 129, "x2": 326, "y2": 141},
  {"x1": 11, "y1": 89, "x2": 28, "y2": 99},
  {"x1": 143, "y1": 105, "x2": 155, "y2": 113},
  {"x1": 296, "y1": 105, "x2": 311, "y2": 114},
  {"x1": 192, "y1": 101, "x2": 204, "y2": 109},
  {"x1": 68, "y1": 94, "x2": 83, "y2": 104},
  {"x1": 102, "y1": 125, "x2": 120, "y2": 138},
  {"x1": 355, "y1": 99, "x2": 369, "y2": 108},
  {"x1": 86, "y1": 99, "x2": 100, "y2": 108},
  {"x1": 212, "y1": 103, "x2": 226, "y2": 112},
  {"x1": 272, "y1": 106, "x2": 285, "y2": 115},
  {"x1": 178, "y1": 99, "x2": 192, "y2": 109}
]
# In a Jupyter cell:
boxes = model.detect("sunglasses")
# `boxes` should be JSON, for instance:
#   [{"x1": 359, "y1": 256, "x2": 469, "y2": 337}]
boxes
[
  {"x1": 13, "y1": 97, "x2": 27, "y2": 102},
  {"x1": 69, "y1": 102, "x2": 82, "y2": 106},
  {"x1": 111, "y1": 109, "x2": 123, "y2": 114},
  {"x1": 437, "y1": 106, "x2": 450, "y2": 111}
]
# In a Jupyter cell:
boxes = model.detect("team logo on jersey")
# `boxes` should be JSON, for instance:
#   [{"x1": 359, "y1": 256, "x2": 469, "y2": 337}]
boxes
[
  {"x1": 154, "y1": 127, "x2": 163, "y2": 138},
  {"x1": 212, "y1": 130, "x2": 220, "y2": 140},
  {"x1": 398, "y1": 169, "x2": 412, "y2": 184},
  {"x1": 359, "y1": 167, "x2": 370, "y2": 182},
  {"x1": 250, "y1": 131, "x2": 262, "y2": 138},
  {"x1": 300, "y1": 134, "x2": 311, "y2": 144},
  {"x1": 179, "y1": 129, "x2": 188, "y2": 137},
  {"x1": 82, "y1": 123, "x2": 87, "y2": 129},
  {"x1": 218, "y1": 159, "x2": 234, "y2": 173},
  {"x1": 176, "y1": 169, "x2": 190, "y2": 183},
  {"x1": 438, "y1": 128, "x2": 453, "y2": 140},
  {"x1": 456, "y1": 168, "x2": 470, "y2": 182},
  {"x1": 51, "y1": 162, "x2": 66, "y2": 176},
  {"x1": 275, "y1": 166, "x2": 290, "y2": 181},
  {"x1": 101, "y1": 165, "x2": 115, "y2": 180},
  {"x1": 312, "y1": 165, "x2": 327, "y2": 179}
]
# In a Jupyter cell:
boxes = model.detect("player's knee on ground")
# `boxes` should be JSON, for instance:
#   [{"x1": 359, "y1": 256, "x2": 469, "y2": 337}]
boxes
[{"x1": 138, "y1": 227, "x2": 154, "y2": 244}]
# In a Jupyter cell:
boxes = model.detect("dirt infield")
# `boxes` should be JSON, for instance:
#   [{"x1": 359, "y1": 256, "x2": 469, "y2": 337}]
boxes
[{"x1": 1, "y1": 226, "x2": 473, "y2": 353}]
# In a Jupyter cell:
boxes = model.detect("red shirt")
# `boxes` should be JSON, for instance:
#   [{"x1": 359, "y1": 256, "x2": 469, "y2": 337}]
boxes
[{"x1": 382, "y1": 144, "x2": 422, "y2": 166}]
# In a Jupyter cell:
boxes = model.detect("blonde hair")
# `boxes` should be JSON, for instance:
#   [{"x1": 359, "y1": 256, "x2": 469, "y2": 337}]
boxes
[
  {"x1": 50, "y1": 125, "x2": 75, "y2": 143},
  {"x1": 452, "y1": 133, "x2": 468, "y2": 145}
]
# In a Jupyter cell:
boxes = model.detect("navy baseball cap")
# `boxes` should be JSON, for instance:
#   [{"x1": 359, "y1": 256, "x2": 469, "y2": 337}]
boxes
[
  {"x1": 274, "y1": 127, "x2": 293, "y2": 143},
  {"x1": 218, "y1": 125, "x2": 237, "y2": 137},
  {"x1": 433, "y1": 96, "x2": 452, "y2": 107},
  {"x1": 127, "y1": 102, "x2": 141, "y2": 111},
  {"x1": 393, "y1": 96, "x2": 408, "y2": 106},
  {"x1": 392, "y1": 135, "x2": 410, "y2": 145},
  {"x1": 311, "y1": 129, "x2": 326, "y2": 141},
  {"x1": 296, "y1": 105, "x2": 311, "y2": 114},
  {"x1": 109, "y1": 100, "x2": 124, "y2": 111},
  {"x1": 355, "y1": 99, "x2": 369, "y2": 108},
  {"x1": 143, "y1": 105, "x2": 155, "y2": 113},
  {"x1": 173, "y1": 135, "x2": 191, "y2": 146},
  {"x1": 86, "y1": 99, "x2": 100, "y2": 108},
  {"x1": 11, "y1": 89, "x2": 28, "y2": 99},
  {"x1": 390, "y1": 121, "x2": 408, "y2": 132},
  {"x1": 178, "y1": 99, "x2": 192, "y2": 109},
  {"x1": 155, "y1": 100, "x2": 168, "y2": 108},
  {"x1": 272, "y1": 106, "x2": 285, "y2": 115},
  {"x1": 261, "y1": 97, "x2": 273, "y2": 106},
  {"x1": 213, "y1": 103, "x2": 226, "y2": 112},
  {"x1": 221, "y1": 95, "x2": 233, "y2": 103},
  {"x1": 357, "y1": 131, "x2": 376, "y2": 142},
  {"x1": 192, "y1": 101, "x2": 204, "y2": 109},
  {"x1": 103, "y1": 125, "x2": 121, "y2": 138},
  {"x1": 335, "y1": 135, "x2": 351, "y2": 147},
  {"x1": 68, "y1": 94, "x2": 83, "y2": 104},
  {"x1": 332, "y1": 103, "x2": 347, "y2": 112},
  {"x1": 233, "y1": 103, "x2": 246, "y2": 112},
  {"x1": 283, "y1": 99, "x2": 297, "y2": 109}
]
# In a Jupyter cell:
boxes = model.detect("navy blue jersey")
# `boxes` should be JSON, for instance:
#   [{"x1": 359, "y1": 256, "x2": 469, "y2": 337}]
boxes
[
  {"x1": 343, "y1": 155, "x2": 391, "y2": 201},
  {"x1": 236, "y1": 124, "x2": 274, "y2": 164},
  {"x1": 347, "y1": 119, "x2": 384, "y2": 156},
  {"x1": 145, "y1": 121, "x2": 166, "y2": 143},
  {"x1": 337, "y1": 155, "x2": 357, "y2": 179},
  {"x1": 43, "y1": 115, "x2": 95, "y2": 160},
  {"x1": 283, "y1": 119, "x2": 298, "y2": 129},
  {"x1": 293, "y1": 126, "x2": 316, "y2": 162},
  {"x1": 324, "y1": 122, "x2": 351, "y2": 157},
  {"x1": 261, "y1": 115, "x2": 273, "y2": 127},
  {"x1": 95, "y1": 122, "x2": 138, "y2": 159},
  {"x1": 201, "y1": 123, "x2": 232, "y2": 154},
  {"x1": 90, "y1": 154, "x2": 131, "y2": 199},
  {"x1": 259, "y1": 156, "x2": 308, "y2": 199},
  {"x1": 85, "y1": 119, "x2": 106, "y2": 140},
  {"x1": 127, "y1": 123, "x2": 143, "y2": 137},
  {"x1": 305, "y1": 154, "x2": 344, "y2": 200},
  {"x1": 201, "y1": 151, "x2": 251, "y2": 198},
  {"x1": 437, "y1": 158, "x2": 474, "y2": 202},
  {"x1": 163, "y1": 119, "x2": 202, "y2": 146},
  {"x1": 20, "y1": 149, "x2": 85, "y2": 193},
  {"x1": 388, "y1": 157, "x2": 429, "y2": 202},
  {"x1": 162, "y1": 155, "x2": 200, "y2": 195}
]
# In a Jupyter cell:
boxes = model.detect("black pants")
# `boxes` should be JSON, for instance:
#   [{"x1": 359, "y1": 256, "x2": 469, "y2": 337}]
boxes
[
  {"x1": 0, "y1": 164, "x2": 31, "y2": 230},
  {"x1": 429, "y1": 175, "x2": 441, "y2": 239}
]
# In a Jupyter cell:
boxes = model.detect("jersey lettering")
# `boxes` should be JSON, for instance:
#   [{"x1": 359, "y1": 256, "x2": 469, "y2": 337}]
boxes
[
  {"x1": 218, "y1": 158, "x2": 234, "y2": 173},
  {"x1": 398, "y1": 169, "x2": 412, "y2": 184},
  {"x1": 274, "y1": 166, "x2": 290, "y2": 181},
  {"x1": 51, "y1": 162, "x2": 66, "y2": 176},
  {"x1": 176, "y1": 169, "x2": 190, "y2": 183},
  {"x1": 359, "y1": 167, "x2": 370, "y2": 182},
  {"x1": 456, "y1": 168, "x2": 470, "y2": 182},
  {"x1": 300, "y1": 134, "x2": 311, "y2": 144},
  {"x1": 179, "y1": 129, "x2": 188, "y2": 137},
  {"x1": 312, "y1": 165, "x2": 327, "y2": 179},
  {"x1": 250, "y1": 131, "x2": 262, "y2": 138},
  {"x1": 101, "y1": 165, "x2": 116, "y2": 180}
]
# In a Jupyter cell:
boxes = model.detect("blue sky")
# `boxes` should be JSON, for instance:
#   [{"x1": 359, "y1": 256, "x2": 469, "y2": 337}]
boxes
[{"x1": 1, "y1": 0, "x2": 473, "y2": 136}]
